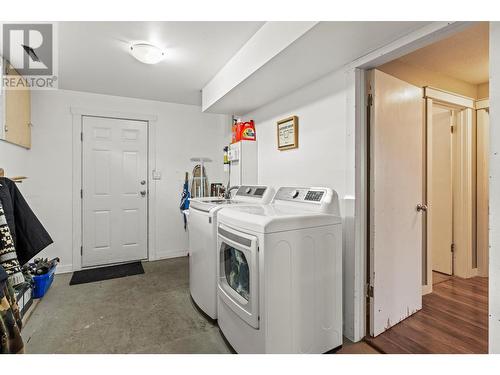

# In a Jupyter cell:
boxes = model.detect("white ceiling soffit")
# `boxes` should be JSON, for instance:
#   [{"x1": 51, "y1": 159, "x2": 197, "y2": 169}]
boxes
[
  {"x1": 202, "y1": 21, "x2": 433, "y2": 115},
  {"x1": 202, "y1": 21, "x2": 319, "y2": 111},
  {"x1": 58, "y1": 21, "x2": 264, "y2": 105}
]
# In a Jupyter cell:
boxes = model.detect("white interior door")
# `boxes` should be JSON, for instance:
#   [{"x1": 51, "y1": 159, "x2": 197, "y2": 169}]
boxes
[
  {"x1": 369, "y1": 69, "x2": 423, "y2": 337},
  {"x1": 82, "y1": 116, "x2": 148, "y2": 267},
  {"x1": 429, "y1": 104, "x2": 453, "y2": 275}
]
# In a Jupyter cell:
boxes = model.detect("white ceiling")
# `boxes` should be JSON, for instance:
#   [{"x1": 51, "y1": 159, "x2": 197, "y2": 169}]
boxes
[
  {"x1": 58, "y1": 22, "x2": 264, "y2": 105},
  {"x1": 397, "y1": 22, "x2": 489, "y2": 84}
]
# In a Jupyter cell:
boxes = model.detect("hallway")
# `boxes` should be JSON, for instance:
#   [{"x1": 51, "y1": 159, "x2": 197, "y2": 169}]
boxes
[{"x1": 365, "y1": 276, "x2": 488, "y2": 353}]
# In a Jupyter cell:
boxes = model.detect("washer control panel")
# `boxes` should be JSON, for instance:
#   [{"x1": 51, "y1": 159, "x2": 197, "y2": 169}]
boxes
[{"x1": 236, "y1": 185, "x2": 268, "y2": 198}]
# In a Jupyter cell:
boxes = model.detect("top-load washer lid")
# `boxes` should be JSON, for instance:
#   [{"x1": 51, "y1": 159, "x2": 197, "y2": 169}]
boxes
[
  {"x1": 189, "y1": 185, "x2": 275, "y2": 213},
  {"x1": 189, "y1": 198, "x2": 241, "y2": 211},
  {"x1": 217, "y1": 187, "x2": 341, "y2": 234}
]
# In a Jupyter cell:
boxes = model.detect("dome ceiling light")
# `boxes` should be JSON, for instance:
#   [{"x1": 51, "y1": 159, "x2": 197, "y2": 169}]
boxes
[{"x1": 129, "y1": 42, "x2": 165, "y2": 65}]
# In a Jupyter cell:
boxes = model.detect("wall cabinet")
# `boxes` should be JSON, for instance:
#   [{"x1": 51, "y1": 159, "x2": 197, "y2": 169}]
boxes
[{"x1": 1, "y1": 64, "x2": 31, "y2": 149}]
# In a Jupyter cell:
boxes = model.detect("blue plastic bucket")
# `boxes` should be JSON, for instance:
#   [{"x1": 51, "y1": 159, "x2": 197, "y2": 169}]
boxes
[{"x1": 32, "y1": 265, "x2": 56, "y2": 299}]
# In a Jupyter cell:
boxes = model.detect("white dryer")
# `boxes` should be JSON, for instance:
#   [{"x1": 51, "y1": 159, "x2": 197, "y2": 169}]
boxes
[
  {"x1": 216, "y1": 187, "x2": 342, "y2": 353},
  {"x1": 188, "y1": 186, "x2": 274, "y2": 320}
]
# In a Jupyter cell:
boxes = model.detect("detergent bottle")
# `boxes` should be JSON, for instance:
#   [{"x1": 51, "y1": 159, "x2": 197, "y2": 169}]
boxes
[{"x1": 239, "y1": 120, "x2": 256, "y2": 141}]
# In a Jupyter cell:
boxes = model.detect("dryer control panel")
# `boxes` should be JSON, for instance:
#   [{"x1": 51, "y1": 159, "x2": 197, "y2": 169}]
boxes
[
  {"x1": 274, "y1": 187, "x2": 327, "y2": 203},
  {"x1": 272, "y1": 187, "x2": 340, "y2": 215},
  {"x1": 305, "y1": 190, "x2": 325, "y2": 202}
]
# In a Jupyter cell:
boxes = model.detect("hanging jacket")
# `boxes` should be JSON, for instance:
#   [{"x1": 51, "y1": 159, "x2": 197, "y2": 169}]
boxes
[
  {"x1": 0, "y1": 178, "x2": 53, "y2": 265},
  {"x1": 0, "y1": 201, "x2": 25, "y2": 286},
  {"x1": 0, "y1": 264, "x2": 24, "y2": 354}
]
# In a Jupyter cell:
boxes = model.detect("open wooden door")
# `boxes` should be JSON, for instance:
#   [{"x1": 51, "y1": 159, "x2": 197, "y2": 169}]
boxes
[{"x1": 368, "y1": 69, "x2": 424, "y2": 337}]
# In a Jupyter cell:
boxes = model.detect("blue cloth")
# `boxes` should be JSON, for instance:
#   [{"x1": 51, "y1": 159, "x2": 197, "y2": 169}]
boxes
[{"x1": 180, "y1": 180, "x2": 190, "y2": 230}]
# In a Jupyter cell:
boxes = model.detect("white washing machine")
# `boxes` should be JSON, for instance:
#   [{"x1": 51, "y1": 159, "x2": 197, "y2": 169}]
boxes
[
  {"x1": 188, "y1": 185, "x2": 274, "y2": 320},
  {"x1": 216, "y1": 187, "x2": 342, "y2": 353}
]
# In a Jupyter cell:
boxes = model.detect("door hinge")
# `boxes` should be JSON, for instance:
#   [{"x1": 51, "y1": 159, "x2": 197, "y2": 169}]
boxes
[
  {"x1": 366, "y1": 284, "x2": 374, "y2": 298},
  {"x1": 451, "y1": 243, "x2": 455, "y2": 253},
  {"x1": 450, "y1": 125, "x2": 454, "y2": 134},
  {"x1": 80, "y1": 132, "x2": 83, "y2": 141},
  {"x1": 80, "y1": 189, "x2": 83, "y2": 199},
  {"x1": 80, "y1": 246, "x2": 83, "y2": 256},
  {"x1": 367, "y1": 93, "x2": 373, "y2": 107},
  {"x1": 208, "y1": 217, "x2": 212, "y2": 224}
]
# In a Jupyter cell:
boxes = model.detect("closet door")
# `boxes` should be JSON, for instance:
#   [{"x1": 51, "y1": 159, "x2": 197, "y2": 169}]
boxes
[
  {"x1": 82, "y1": 116, "x2": 148, "y2": 267},
  {"x1": 3, "y1": 66, "x2": 31, "y2": 148},
  {"x1": 368, "y1": 69, "x2": 424, "y2": 337}
]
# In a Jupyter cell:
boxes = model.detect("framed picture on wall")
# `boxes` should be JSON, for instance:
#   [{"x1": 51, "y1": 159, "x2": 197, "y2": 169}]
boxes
[{"x1": 277, "y1": 116, "x2": 298, "y2": 150}]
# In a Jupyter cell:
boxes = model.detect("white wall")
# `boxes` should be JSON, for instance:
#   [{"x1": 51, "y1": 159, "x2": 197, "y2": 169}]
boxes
[
  {"x1": 0, "y1": 89, "x2": 230, "y2": 273},
  {"x1": 489, "y1": 22, "x2": 500, "y2": 354},
  {"x1": 243, "y1": 69, "x2": 357, "y2": 340},
  {"x1": 244, "y1": 71, "x2": 347, "y2": 195}
]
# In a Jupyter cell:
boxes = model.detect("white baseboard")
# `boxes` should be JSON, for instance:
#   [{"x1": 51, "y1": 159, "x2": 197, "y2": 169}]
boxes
[
  {"x1": 55, "y1": 264, "x2": 74, "y2": 274},
  {"x1": 422, "y1": 284, "x2": 433, "y2": 295},
  {"x1": 150, "y1": 250, "x2": 188, "y2": 261}
]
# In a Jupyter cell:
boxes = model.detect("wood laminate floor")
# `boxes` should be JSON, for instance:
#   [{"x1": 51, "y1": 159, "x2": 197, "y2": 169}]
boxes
[
  {"x1": 432, "y1": 271, "x2": 452, "y2": 285},
  {"x1": 365, "y1": 276, "x2": 488, "y2": 354}
]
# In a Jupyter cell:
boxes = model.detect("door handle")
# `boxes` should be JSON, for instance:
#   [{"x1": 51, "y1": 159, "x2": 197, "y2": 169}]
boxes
[
  {"x1": 140, "y1": 190, "x2": 147, "y2": 197},
  {"x1": 416, "y1": 203, "x2": 427, "y2": 212}
]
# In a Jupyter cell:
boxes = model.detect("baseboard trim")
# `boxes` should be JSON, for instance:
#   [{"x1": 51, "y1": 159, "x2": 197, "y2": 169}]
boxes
[
  {"x1": 56, "y1": 264, "x2": 74, "y2": 274},
  {"x1": 151, "y1": 250, "x2": 188, "y2": 261},
  {"x1": 422, "y1": 284, "x2": 433, "y2": 295}
]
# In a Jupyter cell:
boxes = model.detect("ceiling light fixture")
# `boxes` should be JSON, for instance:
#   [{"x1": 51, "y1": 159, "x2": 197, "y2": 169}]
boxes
[{"x1": 129, "y1": 42, "x2": 165, "y2": 65}]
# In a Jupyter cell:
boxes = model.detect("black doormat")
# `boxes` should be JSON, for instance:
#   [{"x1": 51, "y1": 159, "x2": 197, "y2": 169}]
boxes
[{"x1": 69, "y1": 262, "x2": 145, "y2": 285}]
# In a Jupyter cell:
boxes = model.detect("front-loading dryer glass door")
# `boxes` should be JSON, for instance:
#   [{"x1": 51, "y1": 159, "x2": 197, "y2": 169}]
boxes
[
  {"x1": 217, "y1": 223, "x2": 259, "y2": 328},
  {"x1": 223, "y1": 245, "x2": 250, "y2": 301}
]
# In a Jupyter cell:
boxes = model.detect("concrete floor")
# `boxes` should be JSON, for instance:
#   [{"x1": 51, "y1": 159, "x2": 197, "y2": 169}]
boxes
[
  {"x1": 23, "y1": 256, "x2": 377, "y2": 354},
  {"x1": 23, "y1": 257, "x2": 231, "y2": 353}
]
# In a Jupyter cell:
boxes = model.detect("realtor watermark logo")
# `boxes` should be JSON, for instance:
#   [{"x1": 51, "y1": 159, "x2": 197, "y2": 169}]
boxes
[{"x1": 1, "y1": 22, "x2": 58, "y2": 90}]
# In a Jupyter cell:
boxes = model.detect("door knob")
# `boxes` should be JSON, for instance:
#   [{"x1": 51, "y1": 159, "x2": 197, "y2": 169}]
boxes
[
  {"x1": 416, "y1": 203, "x2": 427, "y2": 212},
  {"x1": 140, "y1": 190, "x2": 147, "y2": 197},
  {"x1": 140, "y1": 180, "x2": 146, "y2": 185}
]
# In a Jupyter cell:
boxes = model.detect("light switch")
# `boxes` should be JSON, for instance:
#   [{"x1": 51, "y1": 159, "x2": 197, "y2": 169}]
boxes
[{"x1": 152, "y1": 170, "x2": 162, "y2": 180}]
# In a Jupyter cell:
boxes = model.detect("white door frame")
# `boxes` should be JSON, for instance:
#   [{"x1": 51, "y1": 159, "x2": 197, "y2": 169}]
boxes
[
  {"x1": 344, "y1": 21, "x2": 475, "y2": 342},
  {"x1": 476, "y1": 99, "x2": 489, "y2": 278},
  {"x1": 424, "y1": 88, "x2": 477, "y2": 289},
  {"x1": 70, "y1": 107, "x2": 158, "y2": 271}
]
